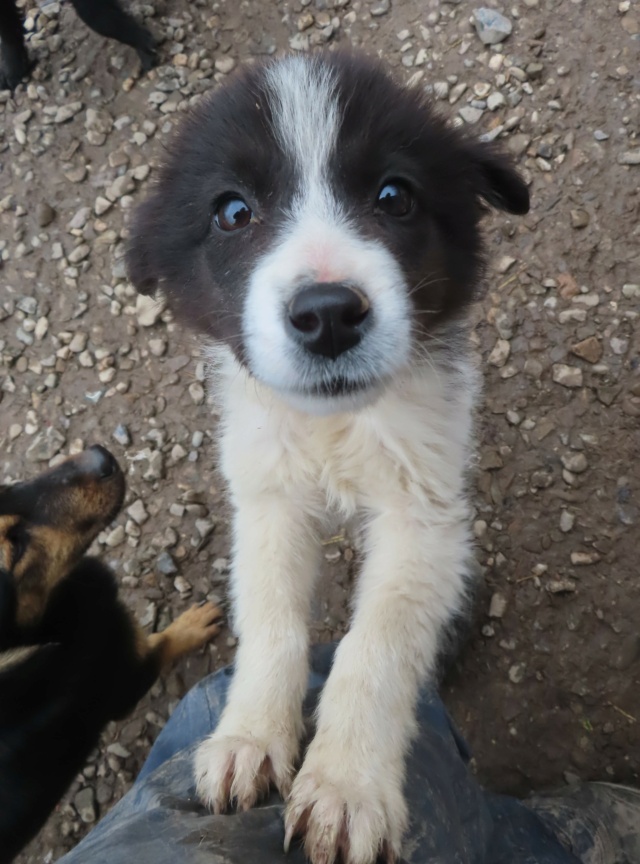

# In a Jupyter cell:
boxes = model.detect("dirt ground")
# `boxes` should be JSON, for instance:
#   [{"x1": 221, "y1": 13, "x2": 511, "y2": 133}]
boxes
[{"x1": 0, "y1": 0, "x2": 638, "y2": 859}]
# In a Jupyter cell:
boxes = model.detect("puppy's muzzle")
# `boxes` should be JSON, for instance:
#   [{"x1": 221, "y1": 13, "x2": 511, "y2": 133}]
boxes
[{"x1": 286, "y1": 283, "x2": 371, "y2": 360}]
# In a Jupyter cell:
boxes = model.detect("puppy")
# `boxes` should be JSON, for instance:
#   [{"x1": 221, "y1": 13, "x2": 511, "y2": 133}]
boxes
[
  {"x1": 0, "y1": 446, "x2": 221, "y2": 863},
  {"x1": 0, "y1": 0, "x2": 157, "y2": 91},
  {"x1": 126, "y1": 51, "x2": 530, "y2": 864}
]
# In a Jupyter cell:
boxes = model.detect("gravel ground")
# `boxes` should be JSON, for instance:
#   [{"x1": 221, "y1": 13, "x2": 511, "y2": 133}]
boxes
[{"x1": 1, "y1": 0, "x2": 638, "y2": 860}]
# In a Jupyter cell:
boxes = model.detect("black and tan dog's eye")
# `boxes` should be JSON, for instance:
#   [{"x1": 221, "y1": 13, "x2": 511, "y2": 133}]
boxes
[
  {"x1": 214, "y1": 197, "x2": 253, "y2": 232},
  {"x1": 375, "y1": 182, "x2": 414, "y2": 217}
]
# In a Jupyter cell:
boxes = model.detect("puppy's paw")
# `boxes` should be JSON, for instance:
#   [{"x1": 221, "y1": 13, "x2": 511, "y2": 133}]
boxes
[
  {"x1": 284, "y1": 748, "x2": 406, "y2": 864},
  {"x1": 165, "y1": 601, "x2": 223, "y2": 655},
  {"x1": 195, "y1": 728, "x2": 297, "y2": 814}
]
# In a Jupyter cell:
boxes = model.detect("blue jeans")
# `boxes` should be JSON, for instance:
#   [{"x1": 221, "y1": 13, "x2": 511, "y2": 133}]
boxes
[{"x1": 60, "y1": 645, "x2": 583, "y2": 864}]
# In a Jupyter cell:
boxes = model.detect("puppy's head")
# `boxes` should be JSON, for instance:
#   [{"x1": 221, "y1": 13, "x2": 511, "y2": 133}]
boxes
[
  {"x1": 0, "y1": 446, "x2": 125, "y2": 629},
  {"x1": 127, "y1": 51, "x2": 529, "y2": 412}
]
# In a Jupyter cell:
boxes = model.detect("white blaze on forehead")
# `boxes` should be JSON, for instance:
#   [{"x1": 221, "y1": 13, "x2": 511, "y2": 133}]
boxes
[{"x1": 264, "y1": 56, "x2": 341, "y2": 218}]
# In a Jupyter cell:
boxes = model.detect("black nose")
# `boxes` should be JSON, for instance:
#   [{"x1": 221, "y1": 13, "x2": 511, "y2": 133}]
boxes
[
  {"x1": 287, "y1": 283, "x2": 370, "y2": 360},
  {"x1": 83, "y1": 445, "x2": 119, "y2": 479}
]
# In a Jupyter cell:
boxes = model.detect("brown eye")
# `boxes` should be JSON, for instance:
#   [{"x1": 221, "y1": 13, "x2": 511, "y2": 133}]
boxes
[
  {"x1": 375, "y1": 182, "x2": 413, "y2": 217},
  {"x1": 214, "y1": 197, "x2": 253, "y2": 232}
]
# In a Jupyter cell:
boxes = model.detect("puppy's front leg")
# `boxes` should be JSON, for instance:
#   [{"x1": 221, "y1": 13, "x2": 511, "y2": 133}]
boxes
[
  {"x1": 285, "y1": 503, "x2": 470, "y2": 864},
  {"x1": 195, "y1": 492, "x2": 318, "y2": 813}
]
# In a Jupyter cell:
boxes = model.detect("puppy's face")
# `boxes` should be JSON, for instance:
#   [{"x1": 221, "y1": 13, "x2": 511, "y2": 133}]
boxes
[
  {"x1": 127, "y1": 52, "x2": 529, "y2": 412},
  {"x1": 0, "y1": 446, "x2": 125, "y2": 628}
]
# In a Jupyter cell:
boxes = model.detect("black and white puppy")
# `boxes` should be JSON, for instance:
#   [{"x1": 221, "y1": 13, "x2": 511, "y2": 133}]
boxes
[
  {"x1": 0, "y1": 0, "x2": 156, "y2": 91},
  {"x1": 127, "y1": 51, "x2": 529, "y2": 864}
]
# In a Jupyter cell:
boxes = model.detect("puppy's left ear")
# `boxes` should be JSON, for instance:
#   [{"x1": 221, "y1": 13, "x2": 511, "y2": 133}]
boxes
[{"x1": 471, "y1": 143, "x2": 530, "y2": 215}]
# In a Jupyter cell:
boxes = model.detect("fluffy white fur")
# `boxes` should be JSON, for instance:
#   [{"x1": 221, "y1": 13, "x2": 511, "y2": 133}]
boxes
[
  {"x1": 194, "y1": 54, "x2": 477, "y2": 864},
  {"x1": 195, "y1": 346, "x2": 476, "y2": 864}
]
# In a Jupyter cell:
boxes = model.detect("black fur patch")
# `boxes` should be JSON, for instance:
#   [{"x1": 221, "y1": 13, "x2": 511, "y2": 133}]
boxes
[{"x1": 126, "y1": 51, "x2": 529, "y2": 365}]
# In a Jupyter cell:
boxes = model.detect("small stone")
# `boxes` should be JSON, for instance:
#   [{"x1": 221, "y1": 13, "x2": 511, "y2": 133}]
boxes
[
  {"x1": 433, "y1": 81, "x2": 450, "y2": 100},
  {"x1": 74, "y1": 788, "x2": 96, "y2": 824},
  {"x1": 459, "y1": 105, "x2": 484, "y2": 124},
  {"x1": 622, "y1": 284, "x2": 640, "y2": 299},
  {"x1": 571, "y1": 336, "x2": 602, "y2": 364},
  {"x1": 127, "y1": 499, "x2": 149, "y2": 525},
  {"x1": 508, "y1": 663, "x2": 525, "y2": 684},
  {"x1": 174, "y1": 576, "x2": 192, "y2": 595},
  {"x1": 94, "y1": 196, "x2": 113, "y2": 216},
  {"x1": 487, "y1": 91, "x2": 506, "y2": 110},
  {"x1": 148, "y1": 338, "x2": 167, "y2": 357},
  {"x1": 55, "y1": 102, "x2": 83, "y2": 123},
  {"x1": 36, "y1": 202, "x2": 56, "y2": 227},
  {"x1": 496, "y1": 255, "x2": 516, "y2": 274},
  {"x1": 105, "y1": 525, "x2": 125, "y2": 547},
  {"x1": 215, "y1": 56, "x2": 236, "y2": 74},
  {"x1": 136, "y1": 294, "x2": 166, "y2": 327},
  {"x1": 69, "y1": 332, "x2": 88, "y2": 353},
  {"x1": 489, "y1": 592, "x2": 507, "y2": 619},
  {"x1": 488, "y1": 338, "x2": 510, "y2": 367},
  {"x1": 113, "y1": 424, "x2": 131, "y2": 446},
  {"x1": 552, "y1": 364, "x2": 583, "y2": 388},
  {"x1": 195, "y1": 519, "x2": 215, "y2": 539},
  {"x1": 26, "y1": 428, "x2": 66, "y2": 462},
  {"x1": 370, "y1": 0, "x2": 390, "y2": 15},
  {"x1": 559, "y1": 511, "x2": 576, "y2": 533},
  {"x1": 156, "y1": 551, "x2": 178, "y2": 576},
  {"x1": 473, "y1": 8, "x2": 512, "y2": 45},
  {"x1": 570, "y1": 551, "x2": 601, "y2": 566},
  {"x1": 107, "y1": 742, "x2": 131, "y2": 758},
  {"x1": 144, "y1": 451, "x2": 164, "y2": 481},
  {"x1": 547, "y1": 579, "x2": 577, "y2": 594},
  {"x1": 561, "y1": 452, "x2": 588, "y2": 474},
  {"x1": 570, "y1": 209, "x2": 590, "y2": 229},
  {"x1": 189, "y1": 382, "x2": 205, "y2": 405},
  {"x1": 106, "y1": 174, "x2": 135, "y2": 201},
  {"x1": 618, "y1": 149, "x2": 640, "y2": 165}
]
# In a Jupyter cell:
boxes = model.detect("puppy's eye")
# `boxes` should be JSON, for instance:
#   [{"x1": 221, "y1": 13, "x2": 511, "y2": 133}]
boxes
[
  {"x1": 214, "y1": 196, "x2": 253, "y2": 232},
  {"x1": 375, "y1": 182, "x2": 414, "y2": 217}
]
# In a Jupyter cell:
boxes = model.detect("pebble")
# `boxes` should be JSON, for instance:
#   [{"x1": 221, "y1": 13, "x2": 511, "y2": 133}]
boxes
[
  {"x1": 370, "y1": 0, "x2": 391, "y2": 16},
  {"x1": 473, "y1": 8, "x2": 512, "y2": 45},
  {"x1": 559, "y1": 511, "x2": 576, "y2": 533},
  {"x1": 113, "y1": 424, "x2": 131, "y2": 446},
  {"x1": 552, "y1": 364, "x2": 583, "y2": 388},
  {"x1": 489, "y1": 592, "x2": 507, "y2": 618},
  {"x1": 105, "y1": 525, "x2": 125, "y2": 547},
  {"x1": 487, "y1": 91, "x2": 506, "y2": 110},
  {"x1": 36, "y1": 202, "x2": 56, "y2": 227},
  {"x1": 74, "y1": 788, "x2": 96, "y2": 824},
  {"x1": 508, "y1": 663, "x2": 525, "y2": 684},
  {"x1": 561, "y1": 452, "x2": 588, "y2": 474},
  {"x1": 547, "y1": 579, "x2": 577, "y2": 594},
  {"x1": 570, "y1": 209, "x2": 590, "y2": 229},
  {"x1": 571, "y1": 336, "x2": 602, "y2": 364},
  {"x1": 156, "y1": 551, "x2": 178, "y2": 576},
  {"x1": 26, "y1": 428, "x2": 66, "y2": 462},
  {"x1": 127, "y1": 499, "x2": 149, "y2": 525},
  {"x1": 459, "y1": 105, "x2": 484, "y2": 124},
  {"x1": 136, "y1": 295, "x2": 166, "y2": 327},
  {"x1": 214, "y1": 57, "x2": 236, "y2": 74},
  {"x1": 618, "y1": 149, "x2": 640, "y2": 165},
  {"x1": 488, "y1": 339, "x2": 510, "y2": 367},
  {"x1": 570, "y1": 551, "x2": 601, "y2": 566}
]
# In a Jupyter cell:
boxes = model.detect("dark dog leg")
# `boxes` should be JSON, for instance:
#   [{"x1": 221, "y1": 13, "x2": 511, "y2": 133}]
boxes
[
  {"x1": 0, "y1": 0, "x2": 31, "y2": 91},
  {"x1": 69, "y1": 0, "x2": 158, "y2": 70}
]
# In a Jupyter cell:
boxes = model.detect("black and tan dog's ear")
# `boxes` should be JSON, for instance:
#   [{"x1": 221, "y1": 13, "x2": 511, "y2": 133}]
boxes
[
  {"x1": 125, "y1": 196, "x2": 163, "y2": 296},
  {"x1": 470, "y1": 143, "x2": 530, "y2": 215}
]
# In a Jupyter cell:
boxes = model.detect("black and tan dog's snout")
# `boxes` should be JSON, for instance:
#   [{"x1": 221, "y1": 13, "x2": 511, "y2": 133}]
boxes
[{"x1": 0, "y1": 446, "x2": 126, "y2": 626}]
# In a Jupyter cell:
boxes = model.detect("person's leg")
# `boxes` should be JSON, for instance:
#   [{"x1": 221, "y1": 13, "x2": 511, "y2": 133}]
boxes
[{"x1": 57, "y1": 645, "x2": 589, "y2": 864}]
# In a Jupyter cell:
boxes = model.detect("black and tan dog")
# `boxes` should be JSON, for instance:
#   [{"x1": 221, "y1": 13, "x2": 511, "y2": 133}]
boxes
[{"x1": 0, "y1": 445, "x2": 221, "y2": 863}]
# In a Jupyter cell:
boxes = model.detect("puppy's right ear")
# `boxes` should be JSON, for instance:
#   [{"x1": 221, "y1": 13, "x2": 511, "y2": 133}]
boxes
[{"x1": 125, "y1": 196, "x2": 162, "y2": 296}]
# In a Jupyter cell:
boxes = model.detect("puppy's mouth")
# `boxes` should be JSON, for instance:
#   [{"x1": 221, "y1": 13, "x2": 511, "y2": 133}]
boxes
[{"x1": 305, "y1": 376, "x2": 372, "y2": 398}]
